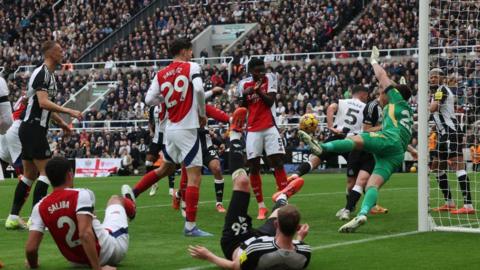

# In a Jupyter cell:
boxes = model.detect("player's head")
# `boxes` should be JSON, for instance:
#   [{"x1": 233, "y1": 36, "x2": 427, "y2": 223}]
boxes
[
  {"x1": 351, "y1": 85, "x2": 369, "y2": 103},
  {"x1": 169, "y1": 38, "x2": 193, "y2": 61},
  {"x1": 429, "y1": 68, "x2": 444, "y2": 86},
  {"x1": 46, "y1": 157, "x2": 74, "y2": 188},
  {"x1": 379, "y1": 84, "x2": 412, "y2": 105},
  {"x1": 42, "y1": 40, "x2": 63, "y2": 65},
  {"x1": 276, "y1": 205, "x2": 301, "y2": 237},
  {"x1": 248, "y1": 58, "x2": 266, "y2": 81}
]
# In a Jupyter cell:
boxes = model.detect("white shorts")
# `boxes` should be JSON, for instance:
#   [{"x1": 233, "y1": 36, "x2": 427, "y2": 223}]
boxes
[
  {"x1": 246, "y1": 126, "x2": 285, "y2": 160},
  {"x1": 163, "y1": 129, "x2": 202, "y2": 168},
  {"x1": 0, "y1": 120, "x2": 21, "y2": 165},
  {"x1": 95, "y1": 204, "x2": 129, "y2": 266}
]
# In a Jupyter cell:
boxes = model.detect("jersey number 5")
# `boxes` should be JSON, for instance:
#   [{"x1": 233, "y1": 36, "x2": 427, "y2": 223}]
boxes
[
  {"x1": 57, "y1": 216, "x2": 81, "y2": 248},
  {"x1": 161, "y1": 75, "x2": 189, "y2": 108},
  {"x1": 345, "y1": 108, "x2": 360, "y2": 125}
]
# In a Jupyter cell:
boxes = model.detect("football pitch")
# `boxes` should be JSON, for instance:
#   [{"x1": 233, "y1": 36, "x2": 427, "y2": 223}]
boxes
[{"x1": 1, "y1": 172, "x2": 479, "y2": 269}]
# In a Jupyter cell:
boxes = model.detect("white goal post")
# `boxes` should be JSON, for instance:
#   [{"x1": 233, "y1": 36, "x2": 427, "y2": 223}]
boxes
[{"x1": 418, "y1": 0, "x2": 480, "y2": 233}]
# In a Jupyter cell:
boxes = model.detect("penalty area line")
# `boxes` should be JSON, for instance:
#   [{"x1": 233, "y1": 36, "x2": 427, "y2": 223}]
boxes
[{"x1": 179, "y1": 230, "x2": 420, "y2": 270}]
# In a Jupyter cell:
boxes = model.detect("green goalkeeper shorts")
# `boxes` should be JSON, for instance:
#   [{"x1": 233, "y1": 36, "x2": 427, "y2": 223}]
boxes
[{"x1": 359, "y1": 130, "x2": 405, "y2": 182}]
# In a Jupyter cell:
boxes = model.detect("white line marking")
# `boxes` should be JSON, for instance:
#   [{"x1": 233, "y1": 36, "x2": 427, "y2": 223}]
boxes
[
  {"x1": 0, "y1": 187, "x2": 416, "y2": 222},
  {"x1": 178, "y1": 231, "x2": 420, "y2": 270}
]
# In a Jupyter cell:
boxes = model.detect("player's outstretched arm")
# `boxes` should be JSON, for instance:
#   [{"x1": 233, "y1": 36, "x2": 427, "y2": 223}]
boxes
[
  {"x1": 77, "y1": 214, "x2": 104, "y2": 270},
  {"x1": 145, "y1": 74, "x2": 162, "y2": 106},
  {"x1": 37, "y1": 91, "x2": 81, "y2": 118},
  {"x1": 370, "y1": 46, "x2": 394, "y2": 90},
  {"x1": 25, "y1": 231, "x2": 44, "y2": 268},
  {"x1": 326, "y1": 103, "x2": 342, "y2": 135},
  {"x1": 188, "y1": 245, "x2": 239, "y2": 270}
]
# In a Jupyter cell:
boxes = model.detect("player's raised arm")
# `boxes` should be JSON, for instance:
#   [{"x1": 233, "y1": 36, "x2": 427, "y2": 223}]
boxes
[
  {"x1": 191, "y1": 63, "x2": 206, "y2": 118},
  {"x1": 0, "y1": 76, "x2": 13, "y2": 134},
  {"x1": 255, "y1": 73, "x2": 276, "y2": 107},
  {"x1": 370, "y1": 46, "x2": 394, "y2": 90}
]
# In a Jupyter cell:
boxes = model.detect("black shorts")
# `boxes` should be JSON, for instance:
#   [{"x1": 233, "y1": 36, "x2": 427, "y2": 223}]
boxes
[
  {"x1": 19, "y1": 122, "x2": 51, "y2": 160},
  {"x1": 203, "y1": 145, "x2": 219, "y2": 167},
  {"x1": 148, "y1": 142, "x2": 163, "y2": 158},
  {"x1": 319, "y1": 135, "x2": 349, "y2": 162},
  {"x1": 228, "y1": 139, "x2": 246, "y2": 173},
  {"x1": 436, "y1": 133, "x2": 464, "y2": 160},
  {"x1": 347, "y1": 150, "x2": 375, "y2": 177},
  {"x1": 220, "y1": 190, "x2": 278, "y2": 260}
]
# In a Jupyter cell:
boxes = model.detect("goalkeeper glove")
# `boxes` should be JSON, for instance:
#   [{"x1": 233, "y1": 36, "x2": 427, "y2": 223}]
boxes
[
  {"x1": 370, "y1": 46, "x2": 380, "y2": 65},
  {"x1": 399, "y1": 76, "x2": 406, "y2": 84}
]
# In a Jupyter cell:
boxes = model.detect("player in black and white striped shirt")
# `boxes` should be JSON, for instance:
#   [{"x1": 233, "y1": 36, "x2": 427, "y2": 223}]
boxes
[
  {"x1": 429, "y1": 68, "x2": 474, "y2": 214},
  {"x1": 0, "y1": 75, "x2": 13, "y2": 134},
  {"x1": 5, "y1": 41, "x2": 82, "y2": 229}
]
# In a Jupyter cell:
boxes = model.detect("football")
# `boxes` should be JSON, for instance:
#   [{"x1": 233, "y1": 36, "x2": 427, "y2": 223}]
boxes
[{"x1": 299, "y1": 113, "x2": 319, "y2": 134}]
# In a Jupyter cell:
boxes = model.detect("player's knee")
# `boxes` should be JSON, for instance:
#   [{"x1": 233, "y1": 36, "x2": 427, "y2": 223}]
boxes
[
  {"x1": 209, "y1": 161, "x2": 222, "y2": 175},
  {"x1": 107, "y1": 195, "x2": 123, "y2": 206},
  {"x1": 233, "y1": 174, "x2": 250, "y2": 192}
]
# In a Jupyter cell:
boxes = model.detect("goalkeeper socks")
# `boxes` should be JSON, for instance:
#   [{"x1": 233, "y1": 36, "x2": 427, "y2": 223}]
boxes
[
  {"x1": 322, "y1": 139, "x2": 355, "y2": 153},
  {"x1": 456, "y1": 170, "x2": 472, "y2": 205},
  {"x1": 214, "y1": 178, "x2": 224, "y2": 203},
  {"x1": 436, "y1": 171, "x2": 452, "y2": 202},
  {"x1": 358, "y1": 186, "x2": 378, "y2": 216},
  {"x1": 185, "y1": 186, "x2": 199, "y2": 222},
  {"x1": 250, "y1": 173, "x2": 264, "y2": 204},
  {"x1": 273, "y1": 167, "x2": 288, "y2": 191},
  {"x1": 32, "y1": 176, "x2": 50, "y2": 208},
  {"x1": 296, "y1": 162, "x2": 312, "y2": 177},
  {"x1": 346, "y1": 185, "x2": 363, "y2": 211},
  {"x1": 133, "y1": 170, "x2": 160, "y2": 197},
  {"x1": 10, "y1": 177, "x2": 33, "y2": 215}
]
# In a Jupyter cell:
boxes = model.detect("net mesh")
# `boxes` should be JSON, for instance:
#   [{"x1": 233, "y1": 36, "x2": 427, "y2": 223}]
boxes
[{"x1": 428, "y1": 0, "x2": 480, "y2": 229}]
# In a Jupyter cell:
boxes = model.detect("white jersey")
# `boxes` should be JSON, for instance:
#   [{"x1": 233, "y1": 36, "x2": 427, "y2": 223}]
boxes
[
  {"x1": 333, "y1": 98, "x2": 366, "y2": 136},
  {"x1": 431, "y1": 85, "x2": 460, "y2": 135},
  {"x1": 149, "y1": 104, "x2": 167, "y2": 144},
  {"x1": 0, "y1": 76, "x2": 12, "y2": 134}
]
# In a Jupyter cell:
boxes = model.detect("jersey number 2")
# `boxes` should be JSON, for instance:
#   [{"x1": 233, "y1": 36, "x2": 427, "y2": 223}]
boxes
[
  {"x1": 57, "y1": 216, "x2": 81, "y2": 248},
  {"x1": 161, "y1": 75, "x2": 189, "y2": 108},
  {"x1": 345, "y1": 108, "x2": 360, "y2": 125}
]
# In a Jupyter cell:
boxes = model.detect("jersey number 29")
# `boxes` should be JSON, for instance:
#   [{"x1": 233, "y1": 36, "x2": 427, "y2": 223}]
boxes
[{"x1": 161, "y1": 75, "x2": 189, "y2": 108}]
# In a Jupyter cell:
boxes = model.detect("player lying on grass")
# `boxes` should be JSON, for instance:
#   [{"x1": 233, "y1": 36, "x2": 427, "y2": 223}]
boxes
[
  {"x1": 299, "y1": 46, "x2": 417, "y2": 233},
  {"x1": 25, "y1": 157, "x2": 136, "y2": 270},
  {"x1": 189, "y1": 167, "x2": 309, "y2": 269}
]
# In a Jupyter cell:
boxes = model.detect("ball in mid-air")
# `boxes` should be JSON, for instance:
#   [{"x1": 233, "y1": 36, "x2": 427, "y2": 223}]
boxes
[{"x1": 299, "y1": 113, "x2": 319, "y2": 134}]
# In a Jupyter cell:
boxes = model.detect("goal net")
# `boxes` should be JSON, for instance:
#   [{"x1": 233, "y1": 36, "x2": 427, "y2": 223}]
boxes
[{"x1": 421, "y1": 0, "x2": 480, "y2": 232}]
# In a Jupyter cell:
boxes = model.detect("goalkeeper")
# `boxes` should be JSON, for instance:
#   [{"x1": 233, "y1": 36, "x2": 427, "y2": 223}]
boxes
[{"x1": 299, "y1": 46, "x2": 417, "y2": 233}]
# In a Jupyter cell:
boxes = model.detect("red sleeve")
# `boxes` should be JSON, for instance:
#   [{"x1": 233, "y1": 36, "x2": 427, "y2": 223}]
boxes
[{"x1": 206, "y1": 104, "x2": 230, "y2": 123}]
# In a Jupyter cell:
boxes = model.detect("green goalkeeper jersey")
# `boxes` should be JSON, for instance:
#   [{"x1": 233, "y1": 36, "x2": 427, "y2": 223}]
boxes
[{"x1": 382, "y1": 85, "x2": 413, "y2": 152}]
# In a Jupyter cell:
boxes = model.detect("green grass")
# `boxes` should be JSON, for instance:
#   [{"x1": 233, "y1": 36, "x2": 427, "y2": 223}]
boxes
[{"x1": 0, "y1": 173, "x2": 479, "y2": 269}]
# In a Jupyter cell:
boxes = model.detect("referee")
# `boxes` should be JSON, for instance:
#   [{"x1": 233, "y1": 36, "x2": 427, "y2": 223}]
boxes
[{"x1": 5, "y1": 41, "x2": 82, "y2": 229}]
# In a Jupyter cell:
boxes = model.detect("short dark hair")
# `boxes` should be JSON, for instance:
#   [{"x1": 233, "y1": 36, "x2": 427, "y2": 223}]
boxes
[
  {"x1": 42, "y1": 40, "x2": 57, "y2": 55},
  {"x1": 169, "y1": 38, "x2": 192, "y2": 57},
  {"x1": 248, "y1": 58, "x2": 265, "y2": 71},
  {"x1": 352, "y1": 85, "x2": 368, "y2": 95},
  {"x1": 46, "y1": 157, "x2": 72, "y2": 187},
  {"x1": 395, "y1": 84, "x2": 412, "y2": 101},
  {"x1": 277, "y1": 205, "x2": 301, "y2": 237}
]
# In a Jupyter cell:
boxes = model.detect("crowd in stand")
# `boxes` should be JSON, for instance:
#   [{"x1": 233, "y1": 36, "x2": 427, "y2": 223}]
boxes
[{"x1": 0, "y1": 0, "x2": 147, "y2": 74}]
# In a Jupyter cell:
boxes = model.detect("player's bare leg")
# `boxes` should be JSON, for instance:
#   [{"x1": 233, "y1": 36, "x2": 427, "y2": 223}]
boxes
[
  {"x1": 339, "y1": 174, "x2": 385, "y2": 233},
  {"x1": 248, "y1": 157, "x2": 268, "y2": 219},
  {"x1": 209, "y1": 159, "x2": 225, "y2": 213},
  {"x1": 184, "y1": 165, "x2": 212, "y2": 236},
  {"x1": 5, "y1": 159, "x2": 36, "y2": 229},
  {"x1": 449, "y1": 156, "x2": 475, "y2": 214}
]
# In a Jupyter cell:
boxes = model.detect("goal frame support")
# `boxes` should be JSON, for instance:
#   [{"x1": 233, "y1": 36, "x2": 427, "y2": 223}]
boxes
[{"x1": 418, "y1": 0, "x2": 430, "y2": 232}]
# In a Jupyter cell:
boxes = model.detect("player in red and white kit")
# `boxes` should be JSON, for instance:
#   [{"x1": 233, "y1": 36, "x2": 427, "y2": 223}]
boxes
[
  {"x1": 236, "y1": 58, "x2": 293, "y2": 220},
  {"x1": 123, "y1": 38, "x2": 211, "y2": 237},
  {"x1": 25, "y1": 157, "x2": 136, "y2": 270},
  {"x1": 2, "y1": 95, "x2": 31, "y2": 229}
]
